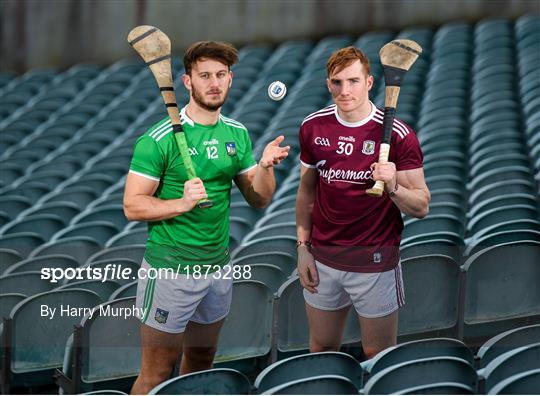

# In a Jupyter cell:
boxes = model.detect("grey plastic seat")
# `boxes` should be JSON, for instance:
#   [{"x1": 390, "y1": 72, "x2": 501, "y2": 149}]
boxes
[
  {"x1": 105, "y1": 228, "x2": 148, "y2": 248},
  {"x1": 20, "y1": 201, "x2": 80, "y2": 224},
  {"x1": 396, "y1": 381, "x2": 475, "y2": 394},
  {"x1": 232, "y1": 251, "x2": 296, "y2": 274},
  {"x1": 477, "y1": 324, "x2": 540, "y2": 369},
  {"x1": 255, "y1": 351, "x2": 363, "y2": 393},
  {"x1": 148, "y1": 368, "x2": 250, "y2": 395},
  {"x1": 29, "y1": 236, "x2": 101, "y2": 265},
  {"x1": 465, "y1": 229, "x2": 540, "y2": 257},
  {"x1": 43, "y1": 186, "x2": 99, "y2": 209},
  {"x1": 0, "y1": 232, "x2": 45, "y2": 259},
  {"x1": 78, "y1": 297, "x2": 141, "y2": 388},
  {"x1": 215, "y1": 280, "x2": 273, "y2": 364},
  {"x1": 482, "y1": 342, "x2": 540, "y2": 394},
  {"x1": 362, "y1": 356, "x2": 477, "y2": 395},
  {"x1": 232, "y1": 236, "x2": 297, "y2": 260},
  {"x1": 263, "y1": 374, "x2": 359, "y2": 395},
  {"x1": 461, "y1": 241, "x2": 540, "y2": 340},
  {"x1": 0, "y1": 249, "x2": 23, "y2": 274},
  {"x1": 109, "y1": 280, "x2": 137, "y2": 300},
  {"x1": 249, "y1": 264, "x2": 287, "y2": 293},
  {"x1": 52, "y1": 221, "x2": 119, "y2": 246},
  {"x1": 85, "y1": 244, "x2": 146, "y2": 264},
  {"x1": 399, "y1": 255, "x2": 460, "y2": 336},
  {"x1": 243, "y1": 222, "x2": 296, "y2": 243},
  {"x1": 3, "y1": 289, "x2": 102, "y2": 391},
  {"x1": 489, "y1": 368, "x2": 540, "y2": 395},
  {"x1": 363, "y1": 338, "x2": 474, "y2": 377},
  {"x1": 276, "y1": 277, "x2": 360, "y2": 353},
  {"x1": 1, "y1": 214, "x2": 65, "y2": 241},
  {"x1": 70, "y1": 204, "x2": 128, "y2": 231},
  {"x1": 56, "y1": 279, "x2": 122, "y2": 301},
  {"x1": 467, "y1": 205, "x2": 539, "y2": 237},
  {"x1": 0, "y1": 271, "x2": 56, "y2": 296},
  {"x1": 0, "y1": 293, "x2": 26, "y2": 319},
  {"x1": 4, "y1": 254, "x2": 78, "y2": 276}
]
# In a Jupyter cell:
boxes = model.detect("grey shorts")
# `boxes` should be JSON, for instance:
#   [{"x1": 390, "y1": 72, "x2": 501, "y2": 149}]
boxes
[
  {"x1": 303, "y1": 260, "x2": 405, "y2": 318},
  {"x1": 135, "y1": 259, "x2": 233, "y2": 333}
]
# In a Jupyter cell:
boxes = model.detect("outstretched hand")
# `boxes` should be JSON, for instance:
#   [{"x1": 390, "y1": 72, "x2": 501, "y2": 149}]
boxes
[{"x1": 260, "y1": 135, "x2": 290, "y2": 169}]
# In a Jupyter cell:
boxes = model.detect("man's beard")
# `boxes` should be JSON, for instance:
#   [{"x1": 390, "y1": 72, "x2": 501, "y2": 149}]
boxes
[{"x1": 191, "y1": 85, "x2": 228, "y2": 112}]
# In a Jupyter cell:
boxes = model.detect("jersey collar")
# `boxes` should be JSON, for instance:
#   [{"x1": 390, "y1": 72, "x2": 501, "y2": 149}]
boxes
[
  {"x1": 180, "y1": 106, "x2": 195, "y2": 127},
  {"x1": 334, "y1": 101, "x2": 376, "y2": 127}
]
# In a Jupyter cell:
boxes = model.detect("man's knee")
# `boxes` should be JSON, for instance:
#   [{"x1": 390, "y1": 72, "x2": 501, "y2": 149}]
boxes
[
  {"x1": 362, "y1": 344, "x2": 385, "y2": 360},
  {"x1": 138, "y1": 365, "x2": 174, "y2": 390}
]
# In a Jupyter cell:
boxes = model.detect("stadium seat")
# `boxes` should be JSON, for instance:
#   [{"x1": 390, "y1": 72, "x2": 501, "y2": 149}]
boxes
[
  {"x1": 215, "y1": 280, "x2": 273, "y2": 365},
  {"x1": 263, "y1": 374, "x2": 359, "y2": 395},
  {"x1": 0, "y1": 271, "x2": 55, "y2": 296},
  {"x1": 0, "y1": 232, "x2": 45, "y2": 259},
  {"x1": 29, "y1": 236, "x2": 101, "y2": 265},
  {"x1": 56, "y1": 297, "x2": 140, "y2": 394},
  {"x1": 0, "y1": 293, "x2": 26, "y2": 319},
  {"x1": 52, "y1": 221, "x2": 119, "y2": 247},
  {"x1": 3, "y1": 254, "x2": 78, "y2": 276},
  {"x1": 489, "y1": 368, "x2": 540, "y2": 395},
  {"x1": 255, "y1": 351, "x2": 363, "y2": 393},
  {"x1": 363, "y1": 338, "x2": 474, "y2": 377},
  {"x1": 85, "y1": 244, "x2": 146, "y2": 265},
  {"x1": 232, "y1": 251, "x2": 296, "y2": 275},
  {"x1": 0, "y1": 214, "x2": 65, "y2": 241},
  {"x1": 70, "y1": 204, "x2": 128, "y2": 231},
  {"x1": 105, "y1": 228, "x2": 148, "y2": 248},
  {"x1": 2, "y1": 289, "x2": 101, "y2": 392},
  {"x1": 0, "y1": 249, "x2": 23, "y2": 275},
  {"x1": 249, "y1": 264, "x2": 287, "y2": 293},
  {"x1": 461, "y1": 241, "x2": 540, "y2": 341},
  {"x1": 148, "y1": 368, "x2": 250, "y2": 395},
  {"x1": 108, "y1": 281, "x2": 137, "y2": 301},
  {"x1": 477, "y1": 324, "x2": 540, "y2": 369},
  {"x1": 232, "y1": 236, "x2": 297, "y2": 260},
  {"x1": 480, "y1": 342, "x2": 540, "y2": 394},
  {"x1": 362, "y1": 356, "x2": 477, "y2": 394},
  {"x1": 399, "y1": 255, "x2": 460, "y2": 337},
  {"x1": 56, "y1": 280, "x2": 122, "y2": 301},
  {"x1": 19, "y1": 201, "x2": 80, "y2": 225}
]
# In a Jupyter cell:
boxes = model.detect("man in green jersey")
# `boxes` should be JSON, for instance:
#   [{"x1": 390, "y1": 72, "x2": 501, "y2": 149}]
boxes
[{"x1": 124, "y1": 41, "x2": 289, "y2": 394}]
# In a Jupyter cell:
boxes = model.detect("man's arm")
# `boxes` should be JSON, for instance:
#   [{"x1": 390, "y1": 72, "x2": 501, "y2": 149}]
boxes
[
  {"x1": 234, "y1": 135, "x2": 290, "y2": 209},
  {"x1": 296, "y1": 165, "x2": 319, "y2": 293},
  {"x1": 371, "y1": 163, "x2": 430, "y2": 219},
  {"x1": 123, "y1": 172, "x2": 207, "y2": 221}
]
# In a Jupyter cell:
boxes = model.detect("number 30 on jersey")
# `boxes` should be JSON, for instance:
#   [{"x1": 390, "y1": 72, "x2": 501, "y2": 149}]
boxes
[{"x1": 336, "y1": 141, "x2": 354, "y2": 155}]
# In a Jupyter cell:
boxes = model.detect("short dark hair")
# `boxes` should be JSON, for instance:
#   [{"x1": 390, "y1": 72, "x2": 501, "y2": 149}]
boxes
[
  {"x1": 327, "y1": 46, "x2": 371, "y2": 77},
  {"x1": 183, "y1": 41, "x2": 239, "y2": 75}
]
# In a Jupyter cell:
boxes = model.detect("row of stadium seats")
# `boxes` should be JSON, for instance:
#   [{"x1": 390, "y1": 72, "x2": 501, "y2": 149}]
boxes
[{"x1": 2, "y1": 283, "x2": 538, "y2": 394}]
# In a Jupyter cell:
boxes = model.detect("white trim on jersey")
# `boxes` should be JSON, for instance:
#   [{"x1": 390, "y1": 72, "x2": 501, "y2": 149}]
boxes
[
  {"x1": 301, "y1": 105, "x2": 336, "y2": 125},
  {"x1": 219, "y1": 114, "x2": 248, "y2": 131},
  {"x1": 129, "y1": 170, "x2": 160, "y2": 182},
  {"x1": 334, "y1": 101, "x2": 377, "y2": 127},
  {"x1": 180, "y1": 107, "x2": 195, "y2": 127},
  {"x1": 155, "y1": 126, "x2": 173, "y2": 142},
  {"x1": 149, "y1": 120, "x2": 172, "y2": 139},
  {"x1": 300, "y1": 160, "x2": 316, "y2": 169},
  {"x1": 236, "y1": 163, "x2": 257, "y2": 176}
]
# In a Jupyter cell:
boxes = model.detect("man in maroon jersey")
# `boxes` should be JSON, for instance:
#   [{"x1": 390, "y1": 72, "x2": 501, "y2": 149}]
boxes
[{"x1": 296, "y1": 46, "x2": 430, "y2": 358}]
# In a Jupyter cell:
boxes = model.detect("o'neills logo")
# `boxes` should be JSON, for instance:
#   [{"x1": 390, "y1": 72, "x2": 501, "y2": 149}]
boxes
[{"x1": 316, "y1": 160, "x2": 373, "y2": 185}]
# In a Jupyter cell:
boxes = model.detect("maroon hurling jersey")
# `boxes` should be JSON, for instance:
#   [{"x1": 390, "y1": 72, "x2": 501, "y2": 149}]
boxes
[{"x1": 299, "y1": 103, "x2": 423, "y2": 273}]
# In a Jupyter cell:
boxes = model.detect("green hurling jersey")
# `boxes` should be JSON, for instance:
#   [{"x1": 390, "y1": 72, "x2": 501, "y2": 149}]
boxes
[{"x1": 129, "y1": 107, "x2": 257, "y2": 272}]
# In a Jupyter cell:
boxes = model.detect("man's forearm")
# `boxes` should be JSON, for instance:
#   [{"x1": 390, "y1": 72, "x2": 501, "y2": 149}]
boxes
[
  {"x1": 124, "y1": 195, "x2": 188, "y2": 222},
  {"x1": 245, "y1": 164, "x2": 276, "y2": 208},
  {"x1": 390, "y1": 184, "x2": 430, "y2": 219},
  {"x1": 296, "y1": 189, "x2": 315, "y2": 242}
]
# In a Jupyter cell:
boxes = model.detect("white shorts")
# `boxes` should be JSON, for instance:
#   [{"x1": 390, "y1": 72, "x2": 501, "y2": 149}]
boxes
[
  {"x1": 303, "y1": 260, "x2": 405, "y2": 318},
  {"x1": 135, "y1": 259, "x2": 233, "y2": 333}
]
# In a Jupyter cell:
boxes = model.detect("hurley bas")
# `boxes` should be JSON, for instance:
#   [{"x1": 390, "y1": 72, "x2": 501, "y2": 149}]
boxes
[{"x1": 41, "y1": 304, "x2": 147, "y2": 320}]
